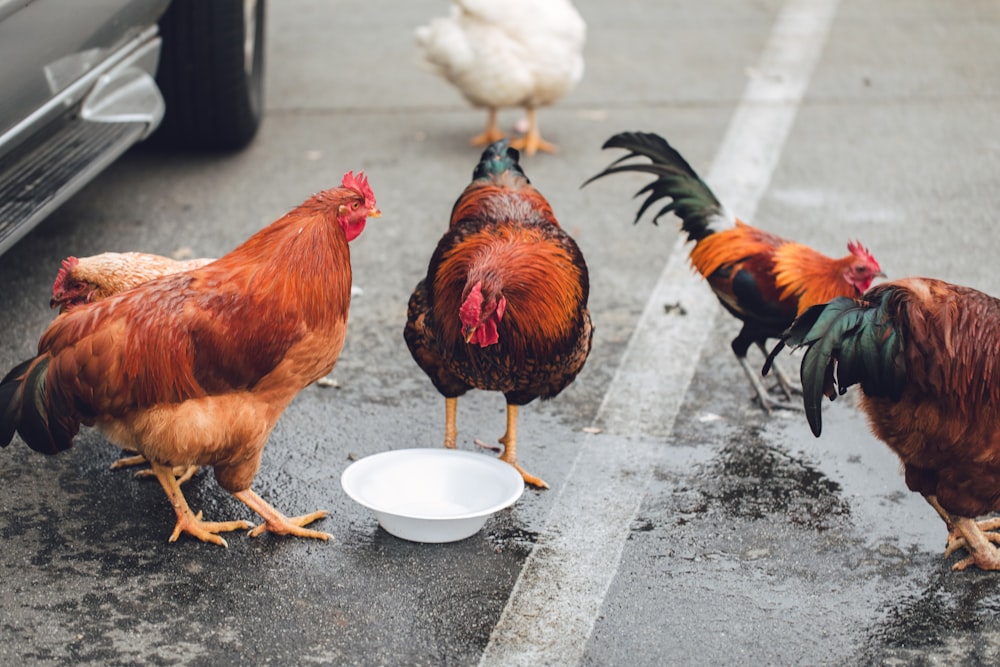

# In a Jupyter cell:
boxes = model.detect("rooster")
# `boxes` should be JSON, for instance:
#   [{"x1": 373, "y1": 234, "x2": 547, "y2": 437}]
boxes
[
  {"x1": 404, "y1": 140, "x2": 592, "y2": 488},
  {"x1": 584, "y1": 131, "x2": 884, "y2": 412},
  {"x1": 415, "y1": 0, "x2": 586, "y2": 156},
  {"x1": 50, "y1": 252, "x2": 214, "y2": 313},
  {"x1": 50, "y1": 251, "x2": 215, "y2": 482},
  {"x1": 0, "y1": 172, "x2": 380, "y2": 546},
  {"x1": 765, "y1": 278, "x2": 1000, "y2": 572}
]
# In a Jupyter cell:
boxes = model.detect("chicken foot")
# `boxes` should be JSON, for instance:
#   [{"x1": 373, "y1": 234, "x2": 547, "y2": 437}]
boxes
[
  {"x1": 755, "y1": 342, "x2": 802, "y2": 397},
  {"x1": 925, "y1": 496, "x2": 1000, "y2": 570},
  {"x1": 469, "y1": 109, "x2": 505, "y2": 147},
  {"x1": 951, "y1": 517, "x2": 1000, "y2": 571},
  {"x1": 508, "y1": 108, "x2": 557, "y2": 156},
  {"x1": 150, "y1": 462, "x2": 252, "y2": 548},
  {"x1": 234, "y1": 488, "x2": 332, "y2": 541},
  {"x1": 497, "y1": 404, "x2": 549, "y2": 489},
  {"x1": 926, "y1": 495, "x2": 960, "y2": 554},
  {"x1": 442, "y1": 398, "x2": 547, "y2": 487},
  {"x1": 111, "y1": 453, "x2": 199, "y2": 484},
  {"x1": 743, "y1": 353, "x2": 802, "y2": 414}
]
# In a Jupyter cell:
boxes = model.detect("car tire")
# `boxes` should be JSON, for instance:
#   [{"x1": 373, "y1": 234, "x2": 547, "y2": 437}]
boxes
[{"x1": 150, "y1": 0, "x2": 266, "y2": 150}]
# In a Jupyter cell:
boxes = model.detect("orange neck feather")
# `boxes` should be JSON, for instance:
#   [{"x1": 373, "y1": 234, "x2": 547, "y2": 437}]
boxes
[
  {"x1": 773, "y1": 244, "x2": 860, "y2": 313},
  {"x1": 433, "y1": 226, "x2": 583, "y2": 358}
]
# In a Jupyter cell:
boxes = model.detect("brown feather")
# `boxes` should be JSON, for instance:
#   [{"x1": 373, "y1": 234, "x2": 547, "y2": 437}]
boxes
[
  {"x1": 28, "y1": 185, "x2": 366, "y2": 483},
  {"x1": 855, "y1": 279, "x2": 1000, "y2": 517},
  {"x1": 406, "y1": 149, "x2": 591, "y2": 404}
]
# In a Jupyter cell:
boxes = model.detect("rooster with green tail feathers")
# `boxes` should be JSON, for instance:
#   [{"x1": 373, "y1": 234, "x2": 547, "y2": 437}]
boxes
[{"x1": 767, "y1": 277, "x2": 1000, "y2": 572}]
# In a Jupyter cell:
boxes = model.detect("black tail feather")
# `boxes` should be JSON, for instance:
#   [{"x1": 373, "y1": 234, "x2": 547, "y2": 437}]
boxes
[
  {"x1": 0, "y1": 357, "x2": 75, "y2": 456},
  {"x1": 1, "y1": 357, "x2": 33, "y2": 386},
  {"x1": 582, "y1": 131, "x2": 726, "y2": 241},
  {"x1": 0, "y1": 358, "x2": 35, "y2": 448},
  {"x1": 766, "y1": 292, "x2": 904, "y2": 438}
]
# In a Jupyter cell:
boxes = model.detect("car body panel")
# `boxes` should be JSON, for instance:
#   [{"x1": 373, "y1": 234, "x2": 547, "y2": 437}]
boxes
[{"x1": 0, "y1": 0, "x2": 170, "y2": 156}]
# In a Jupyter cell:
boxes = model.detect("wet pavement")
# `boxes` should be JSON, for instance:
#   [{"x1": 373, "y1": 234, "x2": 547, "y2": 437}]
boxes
[{"x1": 1, "y1": 0, "x2": 1000, "y2": 665}]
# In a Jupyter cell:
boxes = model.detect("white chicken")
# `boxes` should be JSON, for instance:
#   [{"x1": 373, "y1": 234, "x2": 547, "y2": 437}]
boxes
[{"x1": 415, "y1": 0, "x2": 586, "y2": 156}]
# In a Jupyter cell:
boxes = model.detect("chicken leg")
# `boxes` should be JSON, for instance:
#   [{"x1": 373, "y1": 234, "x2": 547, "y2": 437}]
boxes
[
  {"x1": 469, "y1": 108, "x2": 505, "y2": 147},
  {"x1": 112, "y1": 453, "x2": 199, "y2": 484},
  {"x1": 444, "y1": 396, "x2": 459, "y2": 449},
  {"x1": 951, "y1": 517, "x2": 1000, "y2": 571},
  {"x1": 925, "y1": 495, "x2": 1000, "y2": 570},
  {"x1": 755, "y1": 342, "x2": 802, "y2": 397},
  {"x1": 150, "y1": 462, "x2": 252, "y2": 547},
  {"x1": 234, "y1": 489, "x2": 332, "y2": 540},
  {"x1": 744, "y1": 347, "x2": 803, "y2": 414},
  {"x1": 509, "y1": 108, "x2": 557, "y2": 156},
  {"x1": 498, "y1": 404, "x2": 548, "y2": 489}
]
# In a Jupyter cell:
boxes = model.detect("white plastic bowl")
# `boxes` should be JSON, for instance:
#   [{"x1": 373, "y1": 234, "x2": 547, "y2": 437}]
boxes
[{"x1": 341, "y1": 448, "x2": 525, "y2": 543}]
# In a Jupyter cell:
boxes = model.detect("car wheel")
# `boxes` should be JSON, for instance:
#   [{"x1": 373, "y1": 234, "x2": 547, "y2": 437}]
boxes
[{"x1": 151, "y1": 0, "x2": 265, "y2": 150}]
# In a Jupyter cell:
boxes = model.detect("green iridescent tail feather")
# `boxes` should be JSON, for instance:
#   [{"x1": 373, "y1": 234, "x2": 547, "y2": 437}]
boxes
[
  {"x1": 583, "y1": 131, "x2": 727, "y2": 242},
  {"x1": 0, "y1": 356, "x2": 75, "y2": 455},
  {"x1": 765, "y1": 290, "x2": 905, "y2": 437},
  {"x1": 0, "y1": 358, "x2": 32, "y2": 448}
]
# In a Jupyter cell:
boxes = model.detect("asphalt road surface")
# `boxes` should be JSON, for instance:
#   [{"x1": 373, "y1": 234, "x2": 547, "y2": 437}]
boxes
[{"x1": 1, "y1": 0, "x2": 999, "y2": 665}]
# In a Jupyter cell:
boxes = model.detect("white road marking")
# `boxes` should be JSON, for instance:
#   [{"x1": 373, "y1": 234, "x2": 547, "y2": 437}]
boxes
[{"x1": 478, "y1": 0, "x2": 842, "y2": 664}]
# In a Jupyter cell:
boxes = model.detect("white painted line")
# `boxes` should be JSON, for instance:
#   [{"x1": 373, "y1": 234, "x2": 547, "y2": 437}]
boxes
[{"x1": 478, "y1": 0, "x2": 842, "y2": 664}]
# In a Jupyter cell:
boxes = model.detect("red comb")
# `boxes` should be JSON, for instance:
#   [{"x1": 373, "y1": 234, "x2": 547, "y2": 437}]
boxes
[
  {"x1": 847, "y1": 240, "x2": 881, "y2": 269},
  {"x1": 341, "y1": 170, "x2": 376, "y2": 211},
  {"x1": 847, "y1": 240, "x2": 870, "y2": 258},
  {"x1": 52, "y1": 256, "x2": 79, "y2": 294}
]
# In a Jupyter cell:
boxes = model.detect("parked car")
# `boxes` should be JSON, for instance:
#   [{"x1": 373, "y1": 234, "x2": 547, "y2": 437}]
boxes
[{"x1": 0, "y1": 0, "x2": 266, "y2": 255}]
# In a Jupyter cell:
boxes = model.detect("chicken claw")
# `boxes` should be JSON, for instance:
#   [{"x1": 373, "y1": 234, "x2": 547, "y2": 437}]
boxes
[
  {"x1": 150, "y1": 462, "x2": 251, "y2": 547},
  {"x1": 741, "y1": 355, "x2": 802, "y2": 415},
  {"x1": 951, "y1": 517, "x2": 1000, "y2": 571},
  {"x1": 473, "y1": 438, "x2": 502, "y2": 453},
  {"x1": 469, "y1": 109, "x2": 505, "y2": 147},
  {"x1": 234, "y1": 489, "x2": 333, "y2": 541},
  {"x1": 508, "y1": 108, "x2": 557, "y2": 156},
  {"x1": 169, "y1": 510, "x2": 253, "y2": 548},
  {"x1": 503, "y1": 456, "x2": 549, "y2": 490},
  {"x1": 497, "y1": 404, "x2": 549, "y2": 489},
  {"x1": 925, "y1": 496, "x2": 1000, "y2": 569},
  {"x1": 109, "y1": 453, "x2": 148, "y2": 469}
]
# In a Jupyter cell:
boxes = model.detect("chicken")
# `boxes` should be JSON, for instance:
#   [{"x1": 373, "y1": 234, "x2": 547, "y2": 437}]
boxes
[
  {"x1": 51, "y1": 251, "x2": 216, "y2": 482},
  {"x1": 0, "y1": 172, "x2": 380, "y2": 547},
  {"x1": 414, "y1": 0, "x2": 586, "y2": 156},
  {"x1": 50, "y1": 252, "x2": 214, "y2": 313},
  {"x1": 404, "y1": 140, "x2": 592, "y2": 488},
  {"x1": 583, "y1": 131, "x2": 884, "y2": 412},
  {"x1": 765, "y1": 278, "x2": 1000, "y2": 572}
]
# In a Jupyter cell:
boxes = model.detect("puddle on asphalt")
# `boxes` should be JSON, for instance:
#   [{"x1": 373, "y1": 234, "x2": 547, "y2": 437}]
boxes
[
  {"x1": 484, "y1": 510, "x2": 539, "y2": 557},
  {"x1": 690, "y1": 426, "x2": 851, "y2": 531},
  {"x1": 861, "y1": 572, "x2": 1000, "y2": 662}
]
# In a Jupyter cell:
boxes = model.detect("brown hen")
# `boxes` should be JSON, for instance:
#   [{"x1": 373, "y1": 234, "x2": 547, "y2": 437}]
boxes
[{"x1": 0, "y1": 172, "x2": 380, "y2": 546}]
